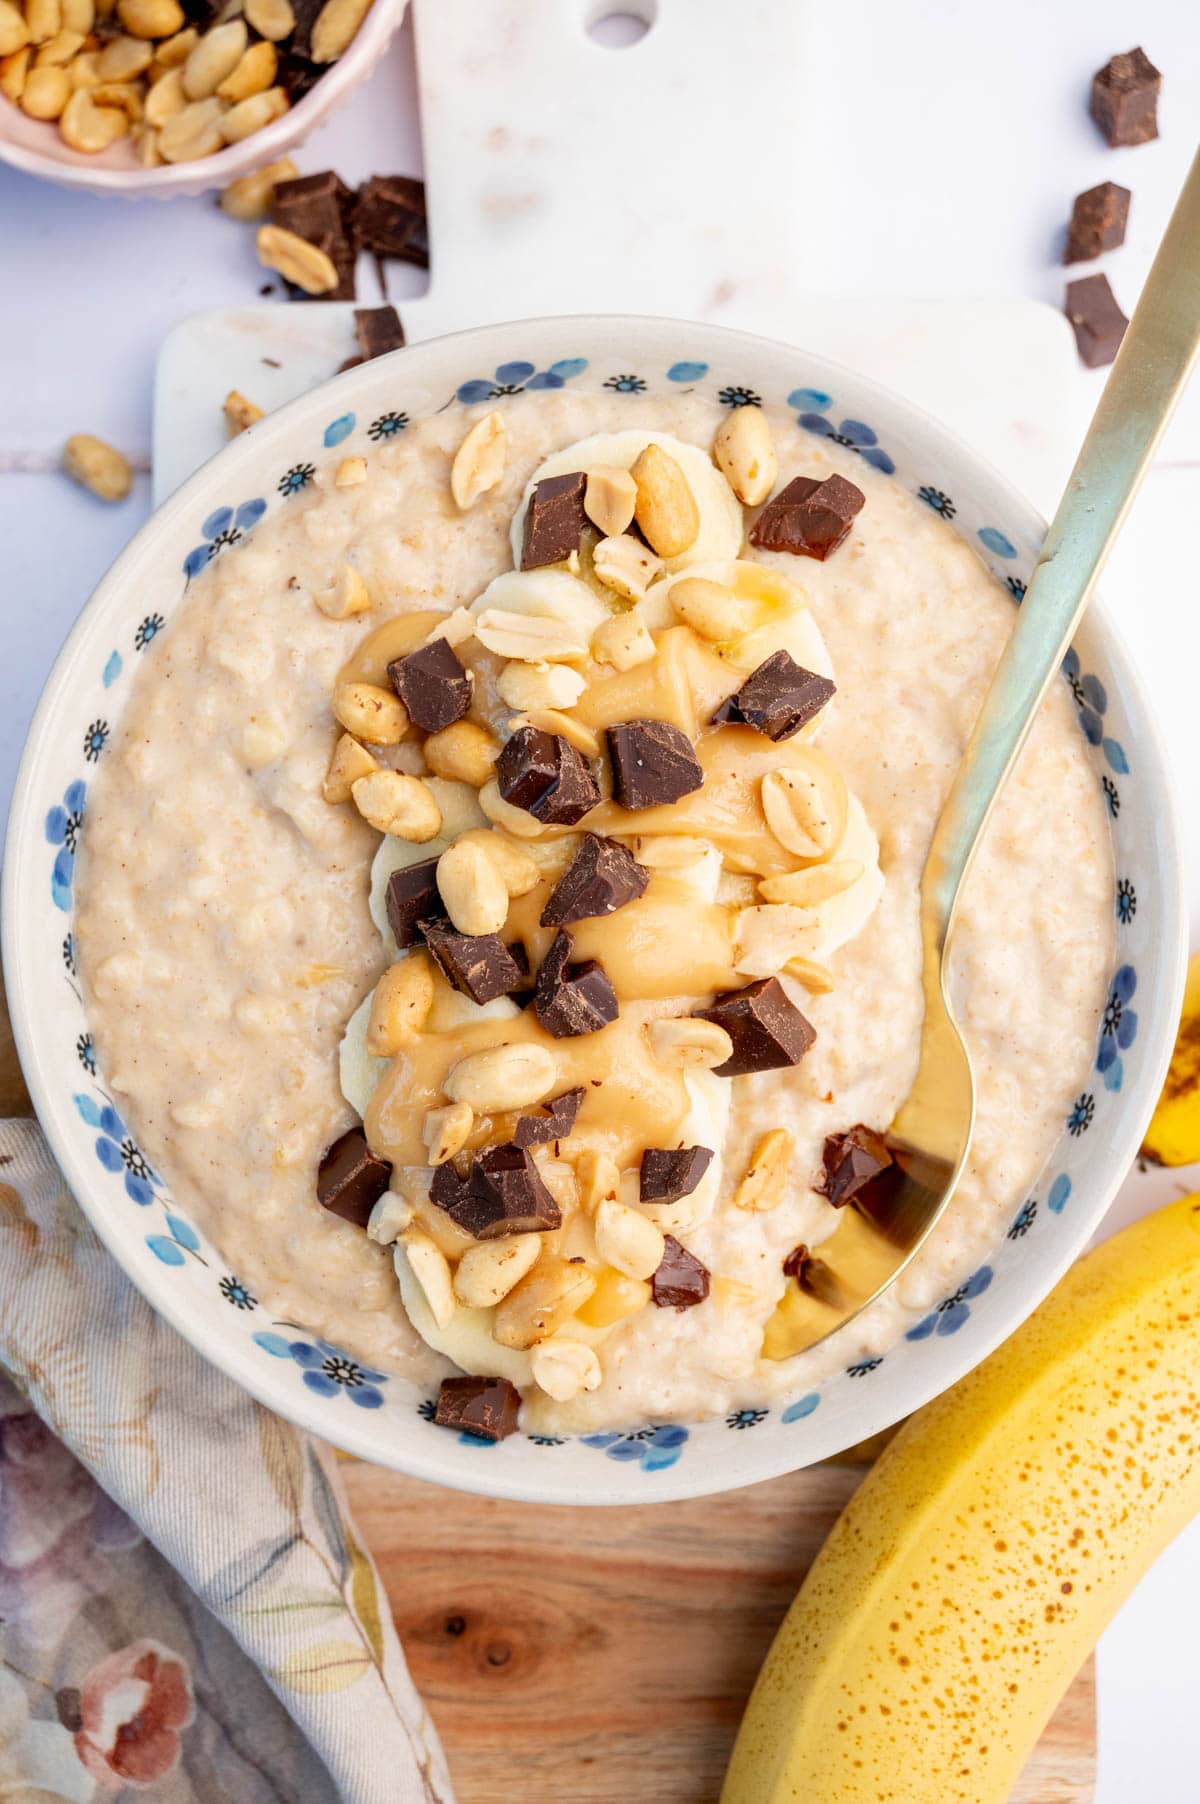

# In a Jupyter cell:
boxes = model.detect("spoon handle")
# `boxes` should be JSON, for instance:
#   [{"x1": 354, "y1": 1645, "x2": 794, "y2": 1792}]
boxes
[{"x1": 925, "y1": 147, "x2": 1200, "y2": 944}]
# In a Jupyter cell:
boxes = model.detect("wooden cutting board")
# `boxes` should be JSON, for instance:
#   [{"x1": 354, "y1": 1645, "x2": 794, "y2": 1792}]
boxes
[{"x1": 0, "y1": 962, "x2": 1095, "y2": 1800}]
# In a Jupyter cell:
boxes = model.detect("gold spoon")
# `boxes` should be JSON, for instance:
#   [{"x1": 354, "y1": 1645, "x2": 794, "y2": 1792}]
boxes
[{"x1": 771, "y1": 147, "x2": 1200, "y2": 1356}]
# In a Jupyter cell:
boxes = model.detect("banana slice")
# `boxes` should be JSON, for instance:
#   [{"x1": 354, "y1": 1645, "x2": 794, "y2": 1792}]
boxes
[
  {"x1": 469, "y1": 567, "x2": 612, "y2": 645},
  {"x1": 644, "y1": 559, "x2": 834, "y2": 705},
  {"x1": 513, "y1": 430, "x2": 743, "y2": 574},
  {"x1": 368, "y1": 779, "x2": 488, "y2": 955},
  {"x1": 810, "y1": 795, "x2": 885, "y2": 959},
  {"x1": 394, "y1": 1239, "x2": 534, "y2": 1388},
  {"x1": 339, "y1": 993, "x2": 389, "y2": 1119}
]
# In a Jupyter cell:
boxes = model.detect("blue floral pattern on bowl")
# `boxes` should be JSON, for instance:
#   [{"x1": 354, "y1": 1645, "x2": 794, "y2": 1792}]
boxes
[{"x1": 15, "y1": 322, "x2": 1177, "y2": 1502}]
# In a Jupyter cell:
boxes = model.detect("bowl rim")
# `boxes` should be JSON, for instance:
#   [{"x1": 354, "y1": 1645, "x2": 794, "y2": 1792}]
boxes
[
  {"x1": 3, "y1": 312, "x2": 1188, "y2": 1502},
  {"x1": 0, "y1": 0, "x2": 406, "y2": 197}
]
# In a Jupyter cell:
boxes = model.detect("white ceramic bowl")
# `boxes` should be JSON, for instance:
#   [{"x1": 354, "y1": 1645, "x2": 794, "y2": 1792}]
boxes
[
  {"x1": 0, "y1": 0, "x2": 405, "y2": 198},
  {"x1": 3, "y1": 316, "x2": 1187, "y2": 1503}
]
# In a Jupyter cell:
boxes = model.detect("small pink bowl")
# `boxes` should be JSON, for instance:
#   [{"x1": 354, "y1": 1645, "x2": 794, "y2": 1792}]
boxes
[{"x1": 0, "y1": 0, "x2": 406, "y2": 198}]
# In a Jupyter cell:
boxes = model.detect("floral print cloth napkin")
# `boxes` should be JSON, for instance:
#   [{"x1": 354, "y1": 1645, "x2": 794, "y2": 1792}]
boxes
[{"x1": 0, "y1": 1117, "x2": 454, "y2": 1804}]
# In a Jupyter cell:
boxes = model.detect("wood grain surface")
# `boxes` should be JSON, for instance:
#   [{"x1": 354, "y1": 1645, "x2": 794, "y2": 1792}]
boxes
[{"x1": 0, "y1": 949, "x2": 1094, "y2": 1800}]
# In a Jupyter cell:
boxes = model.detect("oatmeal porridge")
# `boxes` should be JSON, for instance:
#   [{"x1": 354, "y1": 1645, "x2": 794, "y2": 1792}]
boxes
[{"x1": 75, "y1": 387, "x2": 1114, "y2": 1438}]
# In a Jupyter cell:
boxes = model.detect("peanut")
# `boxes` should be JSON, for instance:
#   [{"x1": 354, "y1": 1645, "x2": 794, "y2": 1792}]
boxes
[
  {"x1": 530, "y1": 1338, "x2": 601, "y2": 1402},
  {"x1": 62, "y1": 433, "x2": 131, "y2": 501},
  {"x1": 117, "y1": 0, "x2": 183, "y2": 35},
  {"x1": 473, "y1": 608, "x2": 588, "y2": 664},
  {"x1": 216, "y1": 35, "x2": 275, "y2": 99},
  {"x1": 68, "y1": 48, "x2": 99, "y2": 86},
  {"x1": 584, "y1": 465, "x2": 637, "y2": 538},
  {"x1": 631, "y1": 443, "x2": 699, "y2": 558},
  {"x1": 351, "y1": 770, "x2": 442, "y2": 840},
  {"x1": 444, "y1": 1041, "x2": 557, "y2": 1115},
  {"x1": 436, "y1": 839, "x2": 510, "y2": 937},
  {"x1": 333, "y1": 680, "x2": 407, "y2": 745},
  {"x1": 455, "y1": 828, "x2": 539, "y2": 898},
  {"x1": 422, "y1": 1101, "x2": 473, "y2": 1167},
  {"x1": 157, "y1": 91, "x2": 223, "y2": 159},
  {"x1": 92, "y1": 78, "x2": 144, "y2": 119},
  {"x1": 400, "y1": 1231, "x2": 455, "y2": 1330},
  {"x1": 450, "y1": 409, "x2": 508, "y2": 510},
  {"x1": 322, "y1": 732, "x2": 378, "y2": 804},
  {"x1": 761, "y1": 765, "x2": 842, "y2": 860},
  {"x1": 669, "y1": 576, "x2": 754, "y2": 643},
  {"x1": 20, "y1": 62, "x2": 69, "y2": 115},
  {"x1": 314, "y1": 563, "x2": 372, "y2": 620},
  {"x1": 594, "y1": 1198, "x2": 666, "y2": 1281},
  {"x1": 575, "y1": 1267, "x2": 650, "y2": 1328},
  {"x1": 496, "y1": 660, "x2": 586, "y2": 713},
  {"x1": 575, "y1": 1147, "x2": 620, "y2": 1213},
  {"x1": 590, "y1": 611, "x2": 654, "y2": 670},
  {"x1": 309, "y1": 0, "x2": 369, "y2": 61},
  {"x1": 60, "y1": 0, "x2": 93, "y2": 30},
  {"x1": 423, "y1": 719, "x2": 498, "y2": 787},
  {"x1": 219, "y1": 154, "x2": 298, "y2": 221},
  {"x1": 366, "y1": 1191, "x2": 412, "y2": 1245},
  {"x1": 256, "y1": 221, "x2": 336, "y2": 294},
  {"x1": 181, "y1": 16, "x2": 243, "y2": 95},
  {"x1": 34, "y1": 28, "x2": 85, "y2": 64},
  {"x1": 334, "y1": 454, "x2": 367, "y2": 488},
  {"x1": 0, "y1": 43, "x2": 29, "y2": 97},
  {"x1": 713, "y1": 404, "x2": 777, "y2": 507},
  {"x1": 366, "y1": 953, "x2": 434, "y2": 1055},
  {"x1": 151, "y1": 23, "x2": 195, "y2": 66},
  {"x1": 731, "y1": 1128, "x2": 793, "y2": 1213},
  {"x1": 453, "y1": 1233, "x2": 541, "y2": 1309},
  {"x1": 25, "y1": 0, "x2": 60, "y2": 43},
  {"x1": 58, "y1": 84, "x2": 128, "y2": 146},
  {"x1": 782, "y1": 954, "x2": 835, "y2": 994},
  {"x1": 759, "y1": 860, "x2": 863, "y2": 906},
  {"x1": 492, "y1": 1257, "x2": 597, "y2": 1351},
  {"x1": 0, "y1": 1, "x2": 29, "y2": 54},
  {"x1": 222, "y1": 387, "x2": 263, "y2": 436},
  {"x1": 219, "y1": 84, "x2": 287, "y2": 141},
  {"x1": 647, "y1": 1015, "x2": 734, "y2": 1071},
  {"x1": 244, "y1": 0, "x2": 293, "y2": 37},
  {"x1": 592, "y1": 532, "x2": 661, "y2": 603},
  {"x1": 95, "y1": 32, "x2": 151, "y2": 78}
]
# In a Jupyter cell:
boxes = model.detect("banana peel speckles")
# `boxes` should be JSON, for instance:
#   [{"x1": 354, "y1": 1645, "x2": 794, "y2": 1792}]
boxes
[
  {"x1": 1142, "y1": 950, "x2": 1200, "y2": 1166},
  {"x1": 722, "y1": 1192, "x2": 1200, "y2": 1804}
]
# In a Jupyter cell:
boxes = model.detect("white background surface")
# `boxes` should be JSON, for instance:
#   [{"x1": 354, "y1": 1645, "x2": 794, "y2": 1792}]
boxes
[{"x1": 2, "y1": 2, "x2": 1199, "y2": 1796}]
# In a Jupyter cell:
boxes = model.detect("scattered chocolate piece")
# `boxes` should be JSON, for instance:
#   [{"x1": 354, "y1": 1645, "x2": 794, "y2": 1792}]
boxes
[
  {"x1": 1064, "y1": 181, "x2": 1131, "y2": 263},
  {"x1": 338, "y1": 355, "x2": 365, "y2": 373},
  {"x1": 514, "y1": 1087, "x2": 585, "y2": 1147},
  {"x1": 540, "y1": 833, "x2": 649, "y2": 926},
  {"x1": 1065, "y1": 273, "x2": 1129, "y2": 369},
  {"x1": 815, "y1": 1124, "x2": 894, "y2": 1209},
  {"x1": 695, "y1": 978, "x2": 816, "y2": 1077},
  {"x1": 317, "y1": 1126, "x2": 392, "y2": 1228},
  {"x1": 271, "y1": 170, "x2": 356, "y2": 302},
  {"x1": 607, "y1": 719, "x2": 704, "y2": 810},
  {"x1": 640, "y1": 1145, "x2": 714, "y2": 1205},
  {"x1": 388, "y1": 637, "x2": 472, "y2": 733},
  {"x1": 1090, "y1": 46, "x2": 1160, "y2": 148},
  {"x1": 651, "y1": 1235, "x2": 711, "y2": 1310},
  {"x1": 749, "y1": 473, "x2": 865, "y2": 561},
  {"x1": 495, "y1": 726, "x2": 601, "y2": 825},
  {"x1": 782, "y1": 1243, "x2": 811, "y2": 1279},
  {"x1": 385, "y1": 857, "x2": 445, "y2": 950},
  {"x1": 276, "y1": 51, "x2": 323, "y2": 103},
  {"x1": 533, "y1": 930, "x2": 619, "y2": 1038},
  {"x1": 712, "y1": 649, "x2": 836, "y2": 741},
  {"x1": 420, "y1": 923, "x2": 526, "y2": 1006},
  {"x1": 434, "y1": 1374, "x2": 521, "y2": 1442},
  {"x1": 354, "y1": 305, "x2": 406, "y2": 361},
  {"x1": 782, "y1": 1245, "x2": 843, "y2": 1309},
  {"x1": 520, "y1": 472, "x2": 590, "y2": 570},
  {"x1": 351, "y1": 175, "x2": 429, "y2": 268}
]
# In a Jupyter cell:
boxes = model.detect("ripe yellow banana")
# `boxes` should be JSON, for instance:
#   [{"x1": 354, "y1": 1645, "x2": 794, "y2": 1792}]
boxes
[
  {"x1": 722, "y1": 1191, "x2": 1200, "y2": 1804},
  {"x1": 1142, "y1": 949, "x2": 1200, "y2": 1164}
]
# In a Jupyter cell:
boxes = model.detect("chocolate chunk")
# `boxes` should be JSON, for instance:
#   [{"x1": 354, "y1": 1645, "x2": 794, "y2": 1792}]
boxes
[
  {"x1": 514, "y1": 1086, "x2": 585, "y2": 1147},
  {"x1": 429, "y1": 1143, "x2": 560, "y2": 1238},
  {"x1": 317, "y1": 1125, "x2": 392, "y2": 1228},
  {"x1": 639, "y1": 1144, "x2": 714, "y2": 1205},
  {"x1": 695, "y1": 978, "x2": 816, "y2": 1076},
  {"x1": 1090, "y1": 46, "x2": 1160, "y2": 148},
  {"x1": 354, "y1": 305, "x2": 406, "y2": 361},
  {"x1": 712, "y1": 650, "x2": 836, "y2": 741},
  {"x1": 749, "y1": 472, "x2": 865, "y2": 561},
  {"x1": 388, "y1": 637, "x2": 472, "y2": 733},
  {"x1": 520, "y1": 472, "x2": 590, "y2": 570},
  {"x1": 782, "y1": 1245, "x2": 842, "y2": 1309},
  {"x1": 651, "y1": 1235, "x2": 710, "y2": 1310},
  {"x1": 533, "y1": 930, "x2": 619, "y2": 1038},
  {"x1": 815, "y1": 1124, "x2": 894, "y2": 1209},
  {"x1": 540, "y1": 833, "x2": 649, "y2": 926},
  {"x1": 385, "y1": 857, "x2": 446, "y2": 950},
  {"x1": 1065, "y1": 273, "x2": 1128, "y2": 369},
  {"x1": 495, "y1": 726, "x2": 600, "y2": 825},
  {"x1": 270, "y1": 171, "x2": 356, "y2": 303},
  {"x1": 283, "y1": 0, "x2": 325, "y2": 55},
  {"x1": 420, "y1": 922, "x2": 526, "y2": 1006},
  {"x1": 607, "y1": 719, "x2": 704, "y2": 810},
  {"x1": 276, "y1": 50, "x2": 323, "y2": 102},
  {"x1": 434, "y1": 1374, "x2": 521, "y2": 1442},
  {"x1": 782, "y1": 1242, "x2": 811, "y2": 1279},
  {"x1": 351, "y1": 175, "x2": 429, "y2": 268},
  {"x1": 430, "y1": 1158, "x2": 471, "y2": 1211},
  {"x1": 1064, "y1": 181, "x2": 1131, "y2": 263}
]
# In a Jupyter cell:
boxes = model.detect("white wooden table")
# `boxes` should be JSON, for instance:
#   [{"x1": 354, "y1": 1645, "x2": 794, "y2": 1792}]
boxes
[{"x1": 2, "y1": 4, "x2": 1199, "y2": 1795}]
